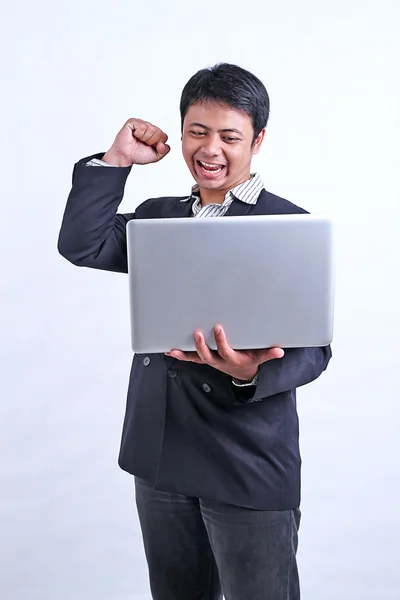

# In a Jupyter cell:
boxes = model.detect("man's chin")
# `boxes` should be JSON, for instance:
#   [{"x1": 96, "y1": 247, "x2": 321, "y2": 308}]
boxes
[{"x1": 196, "y1": 179, "x2": 227, "y2": 190}]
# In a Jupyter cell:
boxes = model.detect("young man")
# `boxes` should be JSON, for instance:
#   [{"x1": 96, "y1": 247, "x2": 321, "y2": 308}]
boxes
[{"x1": 58, "y1": 63, "x2": 332, "y2": 600}]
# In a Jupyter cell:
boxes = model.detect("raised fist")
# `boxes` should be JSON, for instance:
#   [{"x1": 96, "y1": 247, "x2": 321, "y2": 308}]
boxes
[{"x1": 102, "y1": 118, "x2": 171, "y2": 167}]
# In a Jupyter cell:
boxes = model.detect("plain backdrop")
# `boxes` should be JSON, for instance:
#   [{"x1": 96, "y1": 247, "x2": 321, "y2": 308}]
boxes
[{"x1": 1, "y1": 0, "x2": 399, "y2": 598}]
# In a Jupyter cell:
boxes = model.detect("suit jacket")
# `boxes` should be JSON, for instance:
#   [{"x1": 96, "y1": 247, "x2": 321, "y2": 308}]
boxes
[{"x1": 58, "y1": 153, "x2": 332, "y2": 510}]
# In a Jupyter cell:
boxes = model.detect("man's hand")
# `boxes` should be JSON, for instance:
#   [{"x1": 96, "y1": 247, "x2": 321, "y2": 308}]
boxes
[
  {"x1": 102, "y1": 118, "x2": 171, "y2": 167},
  {"x1": 165, "y1": 325, "x2": 284, "y2": 382}
]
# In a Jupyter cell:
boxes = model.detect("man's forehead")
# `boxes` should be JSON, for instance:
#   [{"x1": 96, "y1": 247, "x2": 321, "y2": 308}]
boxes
[{"x1": 184, "y1": 102, "x2": 252, "y2": 129}]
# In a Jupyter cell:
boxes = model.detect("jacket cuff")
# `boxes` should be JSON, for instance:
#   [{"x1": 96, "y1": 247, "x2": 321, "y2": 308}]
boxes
[{"x1": 232, "y1": 371, "x2": 259, "y2": 387}]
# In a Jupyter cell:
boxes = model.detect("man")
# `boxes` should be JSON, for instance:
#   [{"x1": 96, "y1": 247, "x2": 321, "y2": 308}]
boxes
[{"x1": 58, "y1": 63, "x2": 332, "y2": 600}]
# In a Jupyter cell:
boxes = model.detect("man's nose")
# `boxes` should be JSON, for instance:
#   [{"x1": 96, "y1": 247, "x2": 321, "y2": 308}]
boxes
[{"x1": 201, "y1": 134, "x2": 222, "y2": 157}]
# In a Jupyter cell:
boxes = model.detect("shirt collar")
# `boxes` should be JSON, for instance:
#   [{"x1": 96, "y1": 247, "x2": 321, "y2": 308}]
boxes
[{"x1": 180, "y1": 173, "x2": 265, "y2": 206}]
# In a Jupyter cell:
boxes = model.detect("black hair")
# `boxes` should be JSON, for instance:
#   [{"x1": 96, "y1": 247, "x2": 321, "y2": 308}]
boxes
[{"x1": 180, "y1": 63, "x2": 270, "y2": 145}]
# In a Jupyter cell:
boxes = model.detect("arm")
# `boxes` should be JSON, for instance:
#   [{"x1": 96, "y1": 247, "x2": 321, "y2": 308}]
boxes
[
  {"x1": 58, "y1": 118, "x2": 170, "y2": 272},
  {"x1": 57, "y1": 153, "x2": 134, "y2": 273}
]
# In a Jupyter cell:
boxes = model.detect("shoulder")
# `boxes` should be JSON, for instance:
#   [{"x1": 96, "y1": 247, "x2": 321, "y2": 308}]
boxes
[
  {"x1": 135, "y1": 195, "x2": 189, "y2": 218},
  {"x1": 256, "y1": 189, "x2": 309, "y2": 215}
]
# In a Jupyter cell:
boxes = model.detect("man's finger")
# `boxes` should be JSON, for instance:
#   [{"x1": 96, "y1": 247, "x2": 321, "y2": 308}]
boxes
[
  {"x1": 168, "y1": 350, "x2": 203, "y2": 363},
  {"x1": 214, "y1": 325, "x2": 236, "y2": 361},
  {"x1": 124, "y1": 118, "x2": 137, "y2": 131},
  {"x1": 137, "y1": 124, "x2": 158, "y2": 144},
  {"x1": 132, "y1": 122, "x2": 158, "y2": 144},
  {"x1": 124, "y1": 119, "x2": 168, "y2": 143},
  {"x1": 145, "y1": 129, "x2": 169, "y2": 148},
  {"x1": 193, "y1": 332, "x2": 216, "y2": 364}
]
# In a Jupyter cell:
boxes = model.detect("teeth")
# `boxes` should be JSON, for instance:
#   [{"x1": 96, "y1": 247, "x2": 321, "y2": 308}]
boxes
[
  {"x1": 199, "y1": 160, "x2": 224, "y2": 171},
  {"x1": 201, "y1": 161, "x2": 223, "y2": 168}
]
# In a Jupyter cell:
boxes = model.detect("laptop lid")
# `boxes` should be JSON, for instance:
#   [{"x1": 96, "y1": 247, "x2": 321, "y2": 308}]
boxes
[{"x1": 126, "y1": 214, "x2": 334, "y2": 354}]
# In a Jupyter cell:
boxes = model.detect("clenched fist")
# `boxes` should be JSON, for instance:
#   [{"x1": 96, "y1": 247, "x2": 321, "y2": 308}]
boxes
[{"x1": 102, "y1": 118, "x2": 171, "y2": 167}]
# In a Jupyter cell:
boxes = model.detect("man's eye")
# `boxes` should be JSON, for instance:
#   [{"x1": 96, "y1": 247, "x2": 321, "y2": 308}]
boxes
[
  {"x1": 224, "y1": 137, "x2": 239, "y2": 142},
  {"x1": 191, "y1": 131, "x2": 205, "y2": 136}
]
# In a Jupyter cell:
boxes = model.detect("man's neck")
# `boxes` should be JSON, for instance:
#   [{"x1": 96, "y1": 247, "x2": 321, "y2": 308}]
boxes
[
  {"x1": 199, "y1": 189, "x2": 226, "y2": 206},
  {"x1": 199, "y1": 173, "x2": 252, "y2": 207}
]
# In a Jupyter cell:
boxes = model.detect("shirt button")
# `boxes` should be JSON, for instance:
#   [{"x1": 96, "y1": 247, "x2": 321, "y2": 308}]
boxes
[
  {"x1": 203, "y1": 383, "x2": 212, "y2": 393},
  {"x1": 168, "y1": 369, "x2": 177, "y2": 378},
  {"x1": 143, "y1": 357, "x2": 151, "y2": 366}
]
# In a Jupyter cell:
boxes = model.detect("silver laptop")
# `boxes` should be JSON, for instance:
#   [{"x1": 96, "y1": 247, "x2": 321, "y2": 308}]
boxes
[{"x1": 126, "y1": 215, "x2": 334, "y2": 354}]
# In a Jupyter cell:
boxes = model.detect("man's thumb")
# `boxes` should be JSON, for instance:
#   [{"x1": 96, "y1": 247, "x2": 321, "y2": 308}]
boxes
[
  {"x1": 155, "y1": 142, "x2": 171, "y2": 159},
  {"x1": 258, "y1": 347, "x2": 285, "y2": 363}
]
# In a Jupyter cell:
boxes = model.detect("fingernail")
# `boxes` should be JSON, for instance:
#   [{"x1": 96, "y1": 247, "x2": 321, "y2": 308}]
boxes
[
  {"x1": 194, "y1": 334, "x2": 201, "y2": 343},
  {"x1": 215, "y1": 326, "x2": 221, "y2": 334}
]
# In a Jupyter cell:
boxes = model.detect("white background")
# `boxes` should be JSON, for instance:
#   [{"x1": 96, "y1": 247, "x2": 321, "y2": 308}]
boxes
[{"x1": 1, "y1": 0, "x2": 399, "y2": 598}]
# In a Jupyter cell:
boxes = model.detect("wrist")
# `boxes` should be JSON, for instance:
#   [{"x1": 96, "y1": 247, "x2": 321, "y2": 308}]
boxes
[
  {"x1": 232, "y1": 368, "x2": 259, "y2": 386},
  {"x1": 102, "y1": 150, "x2": 133, "y2": 168}
]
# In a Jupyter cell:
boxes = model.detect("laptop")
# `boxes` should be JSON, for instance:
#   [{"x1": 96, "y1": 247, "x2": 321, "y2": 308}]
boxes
[{"x1": 126, "y1": 214, "x2": 334, "y2": 354}]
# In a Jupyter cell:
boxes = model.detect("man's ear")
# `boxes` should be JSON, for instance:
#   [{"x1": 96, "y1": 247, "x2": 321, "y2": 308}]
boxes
[{"x1": 252, "y1": 129, "x2": 266, "y2": 155}]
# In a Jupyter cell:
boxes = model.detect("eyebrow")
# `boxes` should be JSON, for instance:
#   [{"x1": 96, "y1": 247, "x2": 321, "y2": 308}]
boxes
[{"x1": 189, "y1": 122, "x2": 243, "y2": 136}]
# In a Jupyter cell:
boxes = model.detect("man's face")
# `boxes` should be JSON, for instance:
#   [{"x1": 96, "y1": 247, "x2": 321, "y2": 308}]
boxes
[{"x1": 181, "y1": 101, "x2": 265, "y2": 197}]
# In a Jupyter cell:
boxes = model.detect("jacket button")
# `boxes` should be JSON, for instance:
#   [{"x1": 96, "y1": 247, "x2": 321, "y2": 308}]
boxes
[
  {"x1": 168, "y1": 369, "x2": 177, "y2": 378},
  {"x1": 143, "y1": 357, "x2": 151, "y2": 366},
  {"x1": 203, "y1": 383, "x2": 212, "y2": 393}
]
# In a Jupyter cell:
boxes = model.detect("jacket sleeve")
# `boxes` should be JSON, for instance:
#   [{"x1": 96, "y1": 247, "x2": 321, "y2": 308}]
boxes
[
  {"x1": 57, "y1": 153, "x2": 134, "y2": 273},
  {"x1": 232, "y1": 345, "x2": 332, "y2": 403}
]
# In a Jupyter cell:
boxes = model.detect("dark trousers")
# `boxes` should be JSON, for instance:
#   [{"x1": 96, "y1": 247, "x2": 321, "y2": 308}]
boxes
[{"x1": 135, "y1": 477, "x2": 301, "y2": 600}]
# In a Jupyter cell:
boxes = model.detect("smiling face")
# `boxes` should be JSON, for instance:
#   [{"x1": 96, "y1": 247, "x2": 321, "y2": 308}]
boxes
[{"x1": 182, "y1": 101, "x2": 265, "y2": 205}]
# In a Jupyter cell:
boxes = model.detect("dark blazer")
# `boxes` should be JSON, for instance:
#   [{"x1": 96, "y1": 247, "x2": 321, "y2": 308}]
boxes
[{"x1": 58, "y1": 153, "x2": 332, "y2": 510}]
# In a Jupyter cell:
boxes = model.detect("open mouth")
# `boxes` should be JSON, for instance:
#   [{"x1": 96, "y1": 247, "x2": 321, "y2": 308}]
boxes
[{"x1": 196, "y1": 160, "x2": 226, "y2": 178}]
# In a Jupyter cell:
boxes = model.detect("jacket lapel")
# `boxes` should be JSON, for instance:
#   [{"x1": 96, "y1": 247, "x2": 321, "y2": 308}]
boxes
[
  {"x1": 226, "y1": 189, "x2": 276, "y2": 216},
  {"x1": 168, "y1": 197, "x2": 196, "y2": 218},
  {"x1": 249, "y1": 189, "x2": 276, "y2": 215},
  {"x1": 224, "y1": 197, "x2": 258, "y2": 217}
]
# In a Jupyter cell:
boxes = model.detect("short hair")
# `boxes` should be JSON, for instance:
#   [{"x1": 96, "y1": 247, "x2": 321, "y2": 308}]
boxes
[{"x1": 180, "y1": 63, "x2": 270, "y2": 145}]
